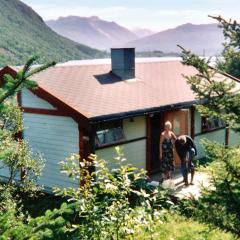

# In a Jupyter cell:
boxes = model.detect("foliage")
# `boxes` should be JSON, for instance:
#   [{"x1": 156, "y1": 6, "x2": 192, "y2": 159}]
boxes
[
  {"x1": 0, "y1": 0, "x2": 106, "y2": 67},
  {"x1": 53, "y1": 148, "x2": 169, "y2": 239},
  {"x1": 132, "y1": 213, "x2": 237, "y2": 240},
  {"x1": 1, "y1": 148, "x2": 235, "y2": 239},
  {"x1": 210, "y1": 15, "x2": 240, "y2": 78},
  {"x1": 178, "y1": 140, "x2": 240, "y2": 236},
  {"x1": 178, "y1": 22, "x2": 240, "y2": 236},
  {"x1": 179, "y1": 44, "x2": 240, "y2": 132},
  {"x1": 0, "y1": 148, "x2": 171, "y2": 239},
  {"x1": 0, "y1": 57, "x2": 55, "y2": 213}
]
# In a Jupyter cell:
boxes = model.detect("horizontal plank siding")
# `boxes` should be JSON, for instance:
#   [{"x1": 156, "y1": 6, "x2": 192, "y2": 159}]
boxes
[
  {"x1": 21, "y1": 89, "x2": 56, "y2": 110},
  {"x1": 96, "y1": 140, "x2": 146, "y2": 170},
  {"x1": 23, "y1": 113, "x2": 79, "y2": 188},
  {"x1": 194, "y1": 111, "x2": 240, "y2": 158},
  {"x1": 96, "y1": 116, "x2": 146, "y2": 170},
  {"x1": 123, "y1": 116, "x2": 146, "y2": 140}
]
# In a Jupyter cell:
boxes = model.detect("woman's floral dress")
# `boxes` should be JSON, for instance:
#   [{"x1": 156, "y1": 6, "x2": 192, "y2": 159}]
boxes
[{"x1": 160, "y1": 138, "x2": 174, "y2": 173}]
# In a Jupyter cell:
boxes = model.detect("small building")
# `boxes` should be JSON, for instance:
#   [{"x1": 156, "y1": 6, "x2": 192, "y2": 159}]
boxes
[{"x1": 0, "y1": 48, "x2": 239, "y2": 189}]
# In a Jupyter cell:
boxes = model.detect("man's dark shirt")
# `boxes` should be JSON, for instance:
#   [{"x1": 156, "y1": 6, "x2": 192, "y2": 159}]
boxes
[{"x1": 175, "y1": 136, "x2": 197, "y2": 160}]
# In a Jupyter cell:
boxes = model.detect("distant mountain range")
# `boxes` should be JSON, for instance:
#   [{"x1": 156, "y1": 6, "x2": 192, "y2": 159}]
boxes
[
  {"x1": 131, "y1": 28, "x2": 157, "y2": 38},
  {"x1": 46, "y1": 16, "x2": 138, "y2": 50},
  {"x1": 46, "y1": 16, "x2": 224, "y2": 56},
  {"x1": 0, "y1": 0, "x2": 105, "y2": 67},
  {"x1": 0, "y1": 0, "x2": 225, "y2": 68},
  {"x1": 127, "y1": 23, "x2": 224, "y2": 56}
]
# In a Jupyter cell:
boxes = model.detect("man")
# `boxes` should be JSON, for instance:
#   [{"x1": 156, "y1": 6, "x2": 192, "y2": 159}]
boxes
[{"x1": 175, "y1": 135, "x2": 197, "y2": 186}]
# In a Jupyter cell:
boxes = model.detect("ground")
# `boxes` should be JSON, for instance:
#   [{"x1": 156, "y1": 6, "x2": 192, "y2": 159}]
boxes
[{"x1": 150, "y1": 170, "x2": 210, "y2": 199}]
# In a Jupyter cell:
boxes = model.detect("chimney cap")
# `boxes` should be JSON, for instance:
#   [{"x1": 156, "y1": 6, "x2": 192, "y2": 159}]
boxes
[{"x1": 110, "y1": 47, "x2": 135, "y2": 50}]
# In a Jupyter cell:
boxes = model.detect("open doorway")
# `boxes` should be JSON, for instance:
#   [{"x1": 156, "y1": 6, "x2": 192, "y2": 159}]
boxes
[{"x1": 147, "y1": 109, "x2": 189, "y2": 174}]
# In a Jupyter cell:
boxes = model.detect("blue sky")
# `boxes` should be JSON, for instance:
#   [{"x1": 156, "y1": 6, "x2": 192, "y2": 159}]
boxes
[{"x1": 21, "y1": 0, "x2": 240, "y2": 31}]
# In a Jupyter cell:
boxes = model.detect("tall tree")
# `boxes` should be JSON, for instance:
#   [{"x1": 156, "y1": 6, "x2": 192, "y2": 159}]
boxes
[
  {"x1": 211, "y1": 15, "x2": 240, "y2": 78},
  {"x1": 0, "y1": 57, "x2": 55, "y2": 209},
  {"x1": 178, "y1": 44, "x2": 240, "y2": 135}
]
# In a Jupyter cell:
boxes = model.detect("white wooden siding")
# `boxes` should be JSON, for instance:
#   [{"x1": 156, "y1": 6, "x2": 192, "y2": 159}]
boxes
[
  {"x1": 21, "y1": 89, "x2": 56, "y2": 109},
  {"x1": 96, "y1": 140, "x2": 146, "y2": 170},
  {"x1": 96, "y1": 116, "x2": 146, "y2": 170},
  {"x1": 194, "y1": 110, "x2": 240, "y2": 158},
  {"x1": 123, "y1": 116, "x2": 146, "y2": 140},
  {"x1": 23, "y1": 113, "x2": 79, "y2": 188}
]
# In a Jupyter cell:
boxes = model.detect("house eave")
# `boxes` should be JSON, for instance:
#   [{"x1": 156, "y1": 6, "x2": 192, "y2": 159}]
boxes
[{"x1": 89, "y1": 100, "x2": 198, "y2": 124}]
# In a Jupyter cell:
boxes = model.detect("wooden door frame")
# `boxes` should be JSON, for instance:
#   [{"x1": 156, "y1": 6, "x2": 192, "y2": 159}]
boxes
[{"x1": 146, "y1": 107, "x2": 195, "y2": 175}]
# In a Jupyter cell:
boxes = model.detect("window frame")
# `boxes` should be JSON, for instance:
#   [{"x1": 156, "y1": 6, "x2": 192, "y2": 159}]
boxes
[
  {"x1": 95, "y1": 120, "x2": 126, "y2": 148},
  {"x1": 201, "y1": 116, "x2": 226, "y2": 133}
]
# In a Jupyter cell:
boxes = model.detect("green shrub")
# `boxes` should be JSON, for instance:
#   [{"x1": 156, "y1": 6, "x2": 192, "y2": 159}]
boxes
[{"x1": 178, "y1": 139, "x2": 240, "y2": 236}]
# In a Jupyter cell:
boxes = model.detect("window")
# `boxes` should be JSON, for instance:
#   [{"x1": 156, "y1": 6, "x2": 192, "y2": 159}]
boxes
[
  {"x1": 201, "y1": 116, "x2": 225, "y2": 132},
  {"x1": 95, "y1": 121, "x2": 126, "y2": 147}
]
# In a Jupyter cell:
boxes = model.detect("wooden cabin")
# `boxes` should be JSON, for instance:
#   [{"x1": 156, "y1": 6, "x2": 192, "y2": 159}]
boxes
[{"x1": 0, "y1": 48, "x2": 239, "y2": 189}]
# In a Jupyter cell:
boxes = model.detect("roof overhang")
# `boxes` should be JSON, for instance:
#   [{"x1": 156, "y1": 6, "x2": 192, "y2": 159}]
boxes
[{"x1": 89, "y1": 100, "x2": 198, "y2": 124}]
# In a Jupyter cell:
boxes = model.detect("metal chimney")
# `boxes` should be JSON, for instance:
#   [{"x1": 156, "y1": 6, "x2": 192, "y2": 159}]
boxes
[{"x1": 111, "y1": 48, "x2": 135, "y2": 80}]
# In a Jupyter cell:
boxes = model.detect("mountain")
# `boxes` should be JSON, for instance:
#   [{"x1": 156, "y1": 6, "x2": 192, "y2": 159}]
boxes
[
  {"x1": 132, "y1": 28, "x2": 156, "y2": 38},
  {"x1": 127, "y1": 23, "x2": 224, "y2": 56},
  {"x1": 0, "y1": 0, "x2": 105, "y2": 67},
  {"x1": 46, "y1": 16, "x2": 138, "y2": 50}
]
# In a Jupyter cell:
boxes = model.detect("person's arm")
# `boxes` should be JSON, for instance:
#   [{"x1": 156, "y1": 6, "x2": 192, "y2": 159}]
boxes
[
  {"x1": 187, "y1": 136, "x2": 197, "y2": 156},
  {"x1": 171, "y1": 131, "x2": 177, "y2": 141},
  {"x1": 159, "y1": 133, "x2": 163, "y2": 159}
]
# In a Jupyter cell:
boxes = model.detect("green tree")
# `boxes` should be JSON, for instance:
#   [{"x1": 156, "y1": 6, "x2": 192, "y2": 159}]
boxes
[
  {"x1": 177, "y1": 16, "x2": 240, "y2": 235},
  {"x1": 211, "y1": 15, "x2": 240, "y2": 78},
  {"x1": 0, "y1": 56, "x2": 55, "y2": 211},
  {"x1": 178, "y1": 44, "x2": 240, "y2": 133}
]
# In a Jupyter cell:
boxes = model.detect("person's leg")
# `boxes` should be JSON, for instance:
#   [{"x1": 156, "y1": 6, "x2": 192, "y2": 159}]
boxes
[
  {"x1": 190, "y1": 168, "x2": 195, "y2": 184},
  {"x1": 183, "y1": 168, "x2": 188, "y2": 185},
  {"x1": 189, "y1": 148, "x2": 195, "y2": 185},
  {"x1": 181, "y1": 160, "x2": 188, "y2": 185}
]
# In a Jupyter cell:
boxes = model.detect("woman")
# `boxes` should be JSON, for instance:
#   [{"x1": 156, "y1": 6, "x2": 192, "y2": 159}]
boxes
[{"x1": 159, "y1": 121, "x2": 176, "y2": 180}]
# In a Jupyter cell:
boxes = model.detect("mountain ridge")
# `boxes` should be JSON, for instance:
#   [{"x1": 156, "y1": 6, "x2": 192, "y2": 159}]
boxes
[
  {"x1": 46, "y1": 16, "x2": 138, "y2": 50},
  {"x1": 0, "y1": 0, "x2": 105, "y2": 67},
  {"x1": 126, "y1": 23, "x2": 224, "y2": 56}
]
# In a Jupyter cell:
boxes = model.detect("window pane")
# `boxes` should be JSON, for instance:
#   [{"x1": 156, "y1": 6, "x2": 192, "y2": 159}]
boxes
[
  {"x1": 202, "y1": 116, "x2": 225, "y2": 132},
  {"x1": 173, "y1": 116, "x2": 181, "y2": 135},
  {"x1": 96, "y1": 127, "x2": 125, "y2": 147},
  {"x1": 114, "y1": 127, "x2": 125, "y2": 141}
]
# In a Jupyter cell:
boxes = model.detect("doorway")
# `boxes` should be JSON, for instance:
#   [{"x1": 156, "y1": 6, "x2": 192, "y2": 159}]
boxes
[
  {"x1": 164, "y1": 109, "x2": 189, "y2": 166},
  {"x1": 147, "y1": 109, "x2": 189, "y2": 174}
]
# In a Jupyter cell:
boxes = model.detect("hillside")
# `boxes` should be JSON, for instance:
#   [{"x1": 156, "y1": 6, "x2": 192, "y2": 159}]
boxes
[
  {"x1": 46, "y1": 16, "x2": 138, "y2": 50},
  {"x1": 0, "y1": 0, "x2": 105, "y2": 67},
  {"x1": 127, "y1": 23, "x2": 224, "y2": 56},
  {"x1": 132, "y1": 28, "x2": 156, "y2": 38}
]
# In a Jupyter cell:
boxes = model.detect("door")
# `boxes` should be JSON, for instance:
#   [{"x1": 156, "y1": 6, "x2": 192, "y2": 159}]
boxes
[
  {"x1": 146, "y1": 113, "x2": 165, "y2": 174},
  {"x1": 164, "y1": 109, "x2": 189, "y2": 166}
]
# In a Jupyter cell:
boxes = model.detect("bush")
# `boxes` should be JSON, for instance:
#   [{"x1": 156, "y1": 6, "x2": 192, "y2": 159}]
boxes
[{"x1": 177, "y1": 139, "x2": 240, "y2": 236}]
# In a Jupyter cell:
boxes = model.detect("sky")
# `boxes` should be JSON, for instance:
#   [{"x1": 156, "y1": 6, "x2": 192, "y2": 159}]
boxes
[{"x1": 21, "y1": 0, "x2": 240, "y2": 31}]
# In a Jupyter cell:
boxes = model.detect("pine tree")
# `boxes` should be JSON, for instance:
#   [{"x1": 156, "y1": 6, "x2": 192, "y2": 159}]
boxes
[
  {"x1": 211, "y1": 15, "x2": 240, "y2": 78},
  {"x1": 0, "y1": 56, "x2": 55, "y2": 211}
]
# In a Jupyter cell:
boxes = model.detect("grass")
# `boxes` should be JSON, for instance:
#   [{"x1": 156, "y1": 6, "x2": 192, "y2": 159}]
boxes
[{"x1": 133, "y1": 214, "x2": 237, "y2": 240}]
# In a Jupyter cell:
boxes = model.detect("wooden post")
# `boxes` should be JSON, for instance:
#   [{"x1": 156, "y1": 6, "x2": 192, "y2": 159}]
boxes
[
  {"x1": 190, "y1": 106, "x2": 195, "y2": 139},
  {"x1": 225, "y1": 126, "x2": 229, "y2": 148},
  {"x1": 146, "y1": 115, "x2": 152, "y2": 175},
  {"x1": 79, "y1": 124, "x2": 95, "y2": 186},
  {"x1": 16, "y1": 91, "x2": 26, "y2": 181},
  {"x1": 78, "y1": 124, "x2": 85, "y2": 186}
]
